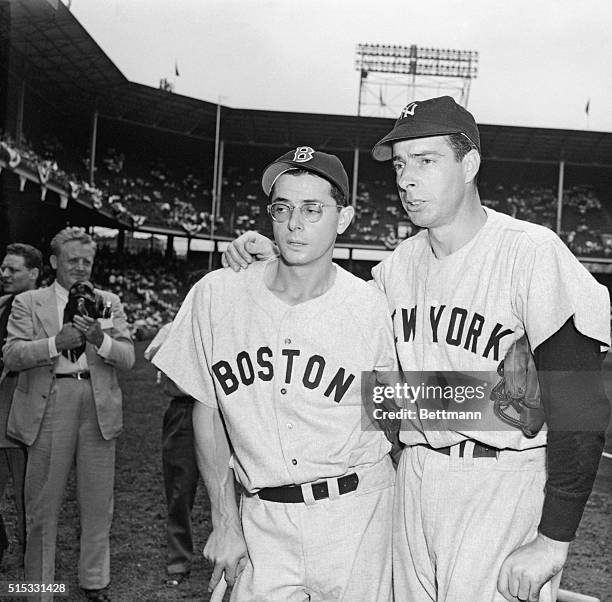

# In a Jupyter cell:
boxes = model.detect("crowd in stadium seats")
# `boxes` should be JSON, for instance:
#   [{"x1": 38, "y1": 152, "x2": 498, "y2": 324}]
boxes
[
  {"x1": 91, "y1": 247, "x2": 185, "y2": 339},
  {"x1": 0, "y1": 132, "x2": 131, "y2": 225},
  {"x1": 95, "y1": 148, "x2": 229, "y2": 235},
  {"x1": 480, "y1": 180, "x2": 612, "y2": 257},
  {"x1": 480, "y1": 182, "x2": 558, "y2": 230},
  {"x1": 3, "y1": 127, "x2": 611, "y2": 338},
  {"x1": 558, "y1": 185, "x2": 612, "y2": 257},
  {"x1": 220, "y1": 165, "x2": 270, "y2": 237},
  {"x1": 2, "y1": 132, "x2": 611, "y2": 257},
  {"x1": 346, "y1": 180, "x2": 417, "y2": 248}
]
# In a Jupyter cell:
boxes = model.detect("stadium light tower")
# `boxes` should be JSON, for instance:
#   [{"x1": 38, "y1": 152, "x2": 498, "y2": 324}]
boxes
[{"x1": 355, "y1": 44, "x2": 479, "y2": 117}]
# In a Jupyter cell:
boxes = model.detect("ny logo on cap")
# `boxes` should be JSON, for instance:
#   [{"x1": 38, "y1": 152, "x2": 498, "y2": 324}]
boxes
[
  {"x1": 293, "y1": 146, "x2": 315, "y2": 162},
  {"x1": 400, "y1": 102, "x2": 418, "y2": 119}
]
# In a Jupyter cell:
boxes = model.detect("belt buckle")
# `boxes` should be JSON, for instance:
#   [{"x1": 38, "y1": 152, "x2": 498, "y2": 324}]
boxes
[{"x1": 75, "y1": 371, "x2": 86, "y2": 380}]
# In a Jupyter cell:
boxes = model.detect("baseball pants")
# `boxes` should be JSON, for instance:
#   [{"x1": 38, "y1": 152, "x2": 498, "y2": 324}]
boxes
[
  {"x1": 231, "y1": 455, "x2": 395, "y2": 602},
  {"x1": 393, "y1": 443, "x2": 562, "y2": 602}
]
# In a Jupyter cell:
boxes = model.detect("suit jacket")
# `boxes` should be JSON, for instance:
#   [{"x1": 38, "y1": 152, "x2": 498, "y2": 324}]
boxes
[
  {"x1": 0, "y1": 294, "x2": 21, "y2": 448},
  {"x1": 2, "y1": 285, "x2": 135, "y2": 446}
]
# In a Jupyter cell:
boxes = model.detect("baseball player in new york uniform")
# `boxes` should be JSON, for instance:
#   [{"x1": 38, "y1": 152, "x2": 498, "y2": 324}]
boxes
[
  {"x1": 154, "y1": 148, "x2": 396, "y2": 601},
  {"x1": 369, "y1": 96, "x2": 611, "y2": 602},
  {"x1": 221, "y1": 98, "x2": 611, "y2": 602}
]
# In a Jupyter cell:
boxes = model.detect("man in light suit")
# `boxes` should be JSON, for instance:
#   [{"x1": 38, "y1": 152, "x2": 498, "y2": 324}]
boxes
[
  {"x1": 3, "y1": 227, "x2": 135, "y2": 602},
  {"x1": 0, "y1": 243, "x2": 42, "y2": 566}
]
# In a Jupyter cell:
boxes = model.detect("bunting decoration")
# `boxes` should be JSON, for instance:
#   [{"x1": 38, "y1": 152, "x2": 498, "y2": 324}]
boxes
[
  {"x1": 131, "y1": 214, "x2": 147, "y2": 228},
  {"x1": 37, "y1": 161, "x2": 53, "y2": 200},
  {"x1": 91, "y1": 189, "x2": 103, "y2": 210},
  {"x1": 181, "y1": 221, "x2": 203, "y2": 235},
  {"x1": 69, "y1": 181, "x2": 81, "y2": 199},
  {"x1": 0, "y1": 137, "x2": 203, "y2": 235},
  {"x1": 383, "y1": 231, "x2": 400, "y2": 250},
  {"x1": 112, "y1": 202, "x2": 127, "y2": 216},
  {"x1": 0, "y1": 142, "x2": 21, "y2": 168}
]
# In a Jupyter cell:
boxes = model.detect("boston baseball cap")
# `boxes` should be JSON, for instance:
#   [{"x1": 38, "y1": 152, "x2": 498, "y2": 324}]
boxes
[
  {"x1": 262, "y1": 146, "x2": 349, "y2": 202},
  {"x1": 371, "y1": 95, "x2": 481, "y2": 161}
]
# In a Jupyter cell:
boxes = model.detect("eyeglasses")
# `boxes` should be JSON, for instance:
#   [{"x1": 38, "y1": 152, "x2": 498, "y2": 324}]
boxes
[{"x1": 267, "y1": 201, "x2": 343, "y2": 223}]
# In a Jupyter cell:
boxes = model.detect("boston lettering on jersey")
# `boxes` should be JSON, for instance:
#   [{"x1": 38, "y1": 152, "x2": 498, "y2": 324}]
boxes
[
  {"x1": 392, "y1": 305, "x2": 513, "y2": 361},
  {"x1": 211, "y1": 347, "x2": 356, "y2": 403}
]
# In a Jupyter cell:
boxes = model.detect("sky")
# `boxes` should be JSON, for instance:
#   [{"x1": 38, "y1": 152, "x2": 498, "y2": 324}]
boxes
[{"x1": 68, "y1": 0, "x2": 612, "y2": 132}]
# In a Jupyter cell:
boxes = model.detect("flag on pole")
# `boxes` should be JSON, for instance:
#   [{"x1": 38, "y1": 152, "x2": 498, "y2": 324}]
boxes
[
  {"x1": 585, "y1": 99, "x2": 590, "y2": 115},
  {"x1": 175, "y1": 60, "x2": 180, "y2": 77}
]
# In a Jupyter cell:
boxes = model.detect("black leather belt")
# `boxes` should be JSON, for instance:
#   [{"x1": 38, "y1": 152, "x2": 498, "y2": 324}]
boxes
[
  {"x1": 258, "y1": 473, "x2": 359, "y2": 503},
  {"x1": 428, "y1": 440, "x2": 498, "y2": 458},
  {"x1": 55, "y1": 371, "x2": 90, "y2": 380}
]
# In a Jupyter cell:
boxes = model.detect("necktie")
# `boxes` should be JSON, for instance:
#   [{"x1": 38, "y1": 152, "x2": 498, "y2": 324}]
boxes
[{"x1": 61, "y1": 325, "x2": 85, "y2": 363}]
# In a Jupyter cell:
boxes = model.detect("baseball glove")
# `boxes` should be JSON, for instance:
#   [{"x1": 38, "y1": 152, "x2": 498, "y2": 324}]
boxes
[{"x1": 490, "y1": 335, "x2": 545, "y2": 438}]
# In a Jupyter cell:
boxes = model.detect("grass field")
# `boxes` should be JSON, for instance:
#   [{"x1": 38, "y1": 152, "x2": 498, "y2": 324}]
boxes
[{"x1": 0, "y1": 340, "x2": 610, "y2": 600}]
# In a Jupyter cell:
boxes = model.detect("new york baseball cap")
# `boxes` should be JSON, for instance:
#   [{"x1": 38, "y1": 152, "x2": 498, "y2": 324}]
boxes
[
  {"x1": 371, "y1": 96, "x2": 481, "y2": 161},
  {"x1": 262, "y1": 146, "x2": 349, "y2": 202}
]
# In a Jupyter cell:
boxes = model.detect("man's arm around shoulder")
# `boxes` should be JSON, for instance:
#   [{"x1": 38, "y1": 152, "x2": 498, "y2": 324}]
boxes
[{"x1": 193, "y1": 402, "x2": 247, "y2": 592}]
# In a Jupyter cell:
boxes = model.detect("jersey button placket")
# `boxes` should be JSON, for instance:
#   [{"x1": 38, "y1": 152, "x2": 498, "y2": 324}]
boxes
[{"x1": 277, "y1": 317, "x2": 299, "y2": 474}]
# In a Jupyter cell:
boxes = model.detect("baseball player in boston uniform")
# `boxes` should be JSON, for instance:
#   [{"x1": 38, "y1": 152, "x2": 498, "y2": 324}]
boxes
[
  {"x1": 222, "y1": 98, "x2": 611, "y2": 602},
  {"x1": 154, "y1": 148, "x2": 396, "y2": 601}
]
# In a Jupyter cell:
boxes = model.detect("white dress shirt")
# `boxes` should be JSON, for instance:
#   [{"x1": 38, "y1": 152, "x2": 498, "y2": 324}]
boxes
[{"x1": 47, "y1": 281, "x2": 112, "y2": 373}]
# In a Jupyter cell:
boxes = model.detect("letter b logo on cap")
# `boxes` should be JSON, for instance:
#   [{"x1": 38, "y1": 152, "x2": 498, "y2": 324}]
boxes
[{"x1": 293, "y1": 146, "x2": 315, "y2": 162}]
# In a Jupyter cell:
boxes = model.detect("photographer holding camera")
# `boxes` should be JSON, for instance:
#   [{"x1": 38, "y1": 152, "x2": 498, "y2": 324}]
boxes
[{"x1": 2, "y1": 227, "x2": 135, "y2": 602}]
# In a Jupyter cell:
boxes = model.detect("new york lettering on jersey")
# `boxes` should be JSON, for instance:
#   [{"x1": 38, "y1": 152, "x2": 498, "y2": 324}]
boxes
[
  {"x1": 372, "y1": 210, "x2": 532, "y2": 373},
  {"x1": 391, "y1": 304, "x2": 514, "y2": 361}
]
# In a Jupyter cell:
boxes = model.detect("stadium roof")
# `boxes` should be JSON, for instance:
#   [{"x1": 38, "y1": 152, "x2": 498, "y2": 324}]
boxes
[
  {"x1": 3, "y1": 0, "x2": 126, "y2": 101},
  {"x1": 3, "y1": 0, "x2": 612, "y2": 167},
  {"x1": 218, "y1": 110, "x2": 612, "y2": 168}
]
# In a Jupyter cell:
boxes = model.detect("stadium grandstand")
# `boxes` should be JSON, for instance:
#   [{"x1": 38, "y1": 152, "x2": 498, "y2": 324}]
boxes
[{"x1": 2, "y1": 0, "x2": 612, "y2": 327}]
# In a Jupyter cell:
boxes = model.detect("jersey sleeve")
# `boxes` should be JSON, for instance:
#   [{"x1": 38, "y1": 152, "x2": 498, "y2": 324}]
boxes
[
  {"x1": 355, "y1": 287, "x2": 397, "y2": 376},
  {"x1": 374, "y1": 304, "x2": 398, "y2": 373},
  {"x1": 152, "y1": 279, "x2": 218, "y2": 408},
  {"x1": 370, "y1": 258, "x2": 388, "y2": 294},
  {"x1": 516, "y1": 237, "x2": 611, "y2": 351}
]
